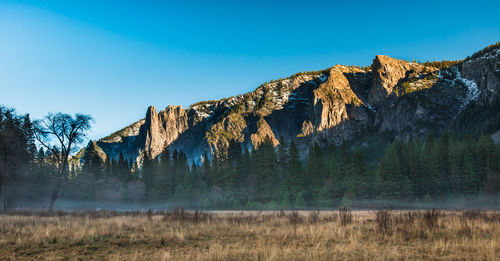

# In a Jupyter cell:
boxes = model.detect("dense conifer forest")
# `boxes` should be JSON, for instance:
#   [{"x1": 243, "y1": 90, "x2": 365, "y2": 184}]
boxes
[{"x1": 2, "y1": 105, "x2": 500, "y2": 210}]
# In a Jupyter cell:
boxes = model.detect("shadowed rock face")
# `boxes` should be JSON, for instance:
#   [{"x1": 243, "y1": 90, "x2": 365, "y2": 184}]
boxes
[
  {"x1": 460, "y1": 48, "x2": 500, "y2": 104},
  {"x1": 91, "y1": 47, "x2": 500, "y2": 164}
]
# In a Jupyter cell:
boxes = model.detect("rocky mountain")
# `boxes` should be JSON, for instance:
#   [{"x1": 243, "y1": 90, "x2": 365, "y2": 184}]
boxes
[{"x1": 89, "y1": 43, "x2": 500, "y2": 165}]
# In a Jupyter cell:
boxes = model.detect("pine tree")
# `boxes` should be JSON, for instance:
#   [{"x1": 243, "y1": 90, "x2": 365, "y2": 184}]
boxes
[
  {"x1": 462, "y1": 153, "x2": 479, "y2": 196},
  {"x1": 352, "y1": 150, "x2": 369, "y2": 199},
  {"x1": 437, "y1": 132, "x2": 451, "y2": 195},
  {"x1": 102, "y1": 157, "x2": 112, "y2": 181},
  {"x1": 141, "y1": 154, "x2": 156, "y2": 201},
  {"x1": 275, "y1": 137, "x2": 291, "y2": 203},
  {"x1": 151, "y1": 149, "x2": 173, "y2": 201},
  {"x1": 421, "y1": 135, "x2": 441, "y2": 197},
  {"x1": 226, "y1": 139, "x2": 242, "y2": 191},
  {"x1": 116, "y1": 152, "x2": 130, "y2": 183},
  {"x1": 294, "y1": 191, "x2": 306, "y2": 209},
  {"x1": 201, "y1": 149, "x2": 211, "y2": 187},
  {"x1": 334, "y1": 141, "x2": 351, "y2": 199},
  {"x1": 448, "y1": 137, "x2": 462, "y2": 195},
  {"x1": 82, "y1": 141, "x2": 103, "y2": 180},
  {"x1": 21, "y1": 114, "x2": 36, "y2": 161},
  {"x1": 0, "y1": 109, "x2": 30, "y2": 210},
  {"x1": 238, "y1": 147, "x2": 252, "y2": 203},
  {"x1": 376, "y1": 144, "x2": 411, "y2": 199},
  {"x1": 254, "y1": 137, "x2": 278, "y2": 202},
  {"x1": 209, "y1": 149, "x2": 220, "y2": 190},
  {"x1": 305, "y1": 143, "x2": 327, "y2": 203},
  {"x1": 172, "y1": 150, "x2": 190, "y2": 197},
  {"x1": 277, "y1": 137, "x2": 290, "y2": 179},
  {"x1": 477, "y1": 135, "x2": 495, "y2": 184},
  {"x1": 327, "y1": 143, "x2": 342, "y2": 200},
  {"x1": 401, "y1": 137, "x2": 419, "y2": 196},
  {"x1": 461, "y1": 137, "x2": 480, "y2": 196},
  {"x1": 288, "y1": 142, "x2": 304, "y2": 202}
]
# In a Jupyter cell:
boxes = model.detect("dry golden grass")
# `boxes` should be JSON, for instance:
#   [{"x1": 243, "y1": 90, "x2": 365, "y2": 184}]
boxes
[{"x1": 0, "y1": 209, "x2": 499, "y2": 260}]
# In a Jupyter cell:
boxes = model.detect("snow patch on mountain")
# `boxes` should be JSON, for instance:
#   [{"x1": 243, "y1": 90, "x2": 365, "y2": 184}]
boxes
[
  {"x1": 318, "y1": 74, "x2": 327, "y2": 82},
  {"x1": 455, "y1": 67, "x2": 480, "y2": 110}
]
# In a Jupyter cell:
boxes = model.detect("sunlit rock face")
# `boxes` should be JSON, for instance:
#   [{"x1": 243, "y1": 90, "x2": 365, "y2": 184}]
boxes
[
  {"x1": 90, "y1": 46, "x2": 500, "y2": 164},
  {"x1": 368, "y1": 55, "x2": 432, "y2": 104},
  {"x1": 138, "y1": 105, "x2": 189, "y2": 159}
]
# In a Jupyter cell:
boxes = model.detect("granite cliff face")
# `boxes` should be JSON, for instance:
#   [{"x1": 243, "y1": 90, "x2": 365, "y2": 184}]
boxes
[
  {"x1": 92, "y1": 44, "x2": 500, "y2": 164},
  {"x1": 138, "y1": 105, "x2": 189, "y2": 158},
  {"x1": 368, "y1": 55, "x2": 435, "y2": 104}
]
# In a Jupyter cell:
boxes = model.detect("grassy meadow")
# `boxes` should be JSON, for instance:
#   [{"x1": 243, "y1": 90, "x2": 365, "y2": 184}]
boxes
[{"x1": 0, "y1": 209, "x2": 499, "y2": 260}]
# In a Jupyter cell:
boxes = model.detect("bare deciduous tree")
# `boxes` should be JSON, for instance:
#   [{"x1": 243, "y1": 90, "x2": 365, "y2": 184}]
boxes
[{"x1": 34, "y1": 113, "x2": 93, "y2": 211}]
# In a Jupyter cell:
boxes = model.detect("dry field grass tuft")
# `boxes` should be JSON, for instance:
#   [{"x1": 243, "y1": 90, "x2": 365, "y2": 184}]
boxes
[{"x1": 0, "y1": 208, "x2": 499, "y2": 260}]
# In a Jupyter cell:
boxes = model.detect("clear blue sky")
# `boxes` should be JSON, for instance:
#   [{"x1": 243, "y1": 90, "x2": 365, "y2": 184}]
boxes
[{"x1": 1, "y1": 0, "x2": 499, "y2": 141}]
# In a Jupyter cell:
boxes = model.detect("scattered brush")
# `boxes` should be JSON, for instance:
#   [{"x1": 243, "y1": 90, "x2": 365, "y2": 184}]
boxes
[
  {"x1": 339, "y1": 208, "x2": 352, "y2": 226},
  {"x1": 422, "y1": 208, "x2": 440, "y2": 230},
  {"x1": 376, "y1": 210, "x2": 392, "y2": 235},
  {"x1": 460, "y1": 209, "x2": 485, "y2": 220},
  {"x1": 458, "y1": 209, "x2": 484, "y2": 238},
  {"x1": 288, "y1": 211, "x2": 302, "y2": 235},
  {"x1": 162, "y1": 208, "x2": 212, "y2": 223},
  {"x1": 308, "y1": 210, "x2": 320, "y2": 224}
]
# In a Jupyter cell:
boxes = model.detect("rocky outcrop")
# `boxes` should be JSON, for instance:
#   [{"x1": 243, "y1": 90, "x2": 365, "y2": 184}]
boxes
[
  {"x1": 138, "y1": 106, "x2": 166, "y2": 158},
  {"x1": 368, "y1": 55, "x2": 430, "y2": 104},
  {"x1": 250, "y1": 117, "x2": 279, "y2": 147},
  {"x1": 89, "y1": 44, "x2": 500, "y2": 164},
  {"x1": 311, "y1": 65, "x2": 367, "y2": 133},
  {"x1": 137, "y1": 105, "x2": 190, "y2": 159},
  {"x1": 158, "y1": 106, "x2": 189, "y2": 150}
]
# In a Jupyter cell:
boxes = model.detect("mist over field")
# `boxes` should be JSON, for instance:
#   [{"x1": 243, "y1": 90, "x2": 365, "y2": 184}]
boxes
[{"x1": 8, "y1": 198, "x2": 500, "y2": 213}]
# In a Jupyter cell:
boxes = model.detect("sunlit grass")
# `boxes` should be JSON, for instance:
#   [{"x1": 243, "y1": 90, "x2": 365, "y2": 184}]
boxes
[{"x1": 0, "y1": 209, "x2": 498, "y2": 260}]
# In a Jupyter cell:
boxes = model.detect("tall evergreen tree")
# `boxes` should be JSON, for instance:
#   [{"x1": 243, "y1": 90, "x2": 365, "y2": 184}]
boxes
[
  {"x1": 376, "y1": 144, "x2": 411, "y2": 199},
  {"x1": 81, "y1": 141, "x2": 103, "y2": 180},
  {"x1": 254, "y1": 137, "x2": 278, "y2": 202},
  {"x1": 141, "y1": 154, "x2": 156, "y2": 201},
  {"x1": 21, "y1": 114, "x2": 36, "y2": 161},
  {"x1": 201, "y1": 149, "x2": 211, "y2": 187},
  {"x1": 238, "y1": 147, "x2": 252, "y2": 202},
  {"x1": 0, "y1": 108, "x2": 30, "y2": 210},
  {"x1": 477, "y1": 135, "x2": 495, "y2": 183},
  {"x1": 421, "y1": 135, "x2": 440, "y2": 197},
  {"x1": 305, "y1": 143, "x2": 327, "y2": 203},
  {"x1": 352, "y1": 150, "x2": 369, "y2": 199},
  {"x1": 437, "y1": 132, "x2": 451, "y2": 194},
  {"x1": 116, "y1": 152, "x2": 130, "y2": 183},
  {"x1": 288, "y1": 142, "x2": 304, "y2": 202},
  {"x1": 226, "y1": 139, "x2": 242, "y2": 190},
  {"x1": 151, "y1": 149, "x2": 173, "y2": 201}
]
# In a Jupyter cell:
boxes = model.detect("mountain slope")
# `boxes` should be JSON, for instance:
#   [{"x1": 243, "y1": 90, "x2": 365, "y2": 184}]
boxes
[{"x1": 90, "y1": 43, "x2": 500, "y2": 164}]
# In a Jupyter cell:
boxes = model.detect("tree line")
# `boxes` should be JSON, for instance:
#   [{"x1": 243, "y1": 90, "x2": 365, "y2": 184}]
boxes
[
  {"x1": 0, "y1": 106, "x2": 92, "y2": 211},
  {"x1": 73, "y1": 134, "x2": 500, "y2": 209},
  {"x1": 2, "y1": 104, "x2": 500, "y2": 210},
  {"x1": 0, "y1": 106, "x2": 36, "y2": 210}
]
